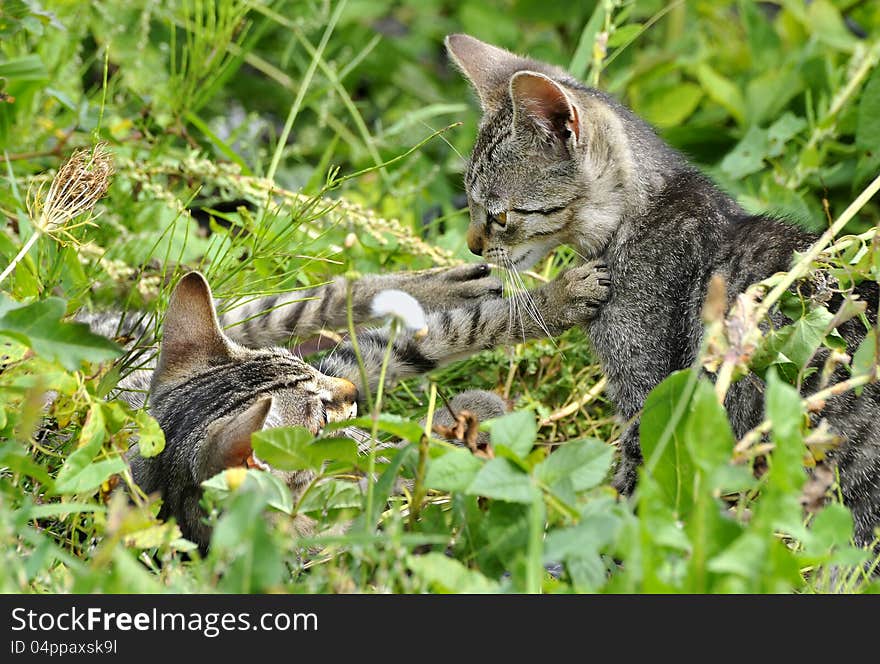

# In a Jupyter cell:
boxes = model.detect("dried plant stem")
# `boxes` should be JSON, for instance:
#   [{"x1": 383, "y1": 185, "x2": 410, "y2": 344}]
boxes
[
  {"x1": 1, "y1": 144, "x2": 113, "y2": 286},
  {"x1": 409, "y1": 383, "x2": 437, "y2": 528},
  {"x1": 754, "y1": 171, "x2": 880, "y2": 323},
  {"x1": 539, "y1": 376, "x2": 607, "y2": 426}
]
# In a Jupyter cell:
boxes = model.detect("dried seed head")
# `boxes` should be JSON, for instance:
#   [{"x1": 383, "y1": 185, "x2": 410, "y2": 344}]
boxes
[{"x1": 27, "y1": 143, "x2": 114, "y2": 241}]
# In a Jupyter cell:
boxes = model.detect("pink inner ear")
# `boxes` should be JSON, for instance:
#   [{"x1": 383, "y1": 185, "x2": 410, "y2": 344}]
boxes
[
  {"x1": 221, "y1": 435, "x2": 253, "y2": 469},
  {"x1": 511, "y1": 73, "x2": 579, "y2": 140}
]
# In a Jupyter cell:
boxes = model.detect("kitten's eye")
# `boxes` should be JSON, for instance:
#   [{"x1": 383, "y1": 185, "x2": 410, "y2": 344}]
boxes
[{"x1": 488, "y1": 211, "x2": 507, "y2": 227}]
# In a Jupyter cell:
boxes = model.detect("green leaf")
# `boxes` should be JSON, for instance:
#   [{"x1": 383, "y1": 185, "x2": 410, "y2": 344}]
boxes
[
  {"x1": 607, "y1": 23, "x2": 643, "y2": 48},
  {"x1": 534, "y1": 438, "x2": 613, "y2": 492},
  {"x1": 54, "y1": 403, "x2": 106, "y2": 492},
  {"x1": 252, "y1": 427, "x2": 357, "y2": 472},
  {"x1": 806, "y1": 503, "x2": 854, "y2": 556},
  {"x1": 857, "y1": 67, "x2": 880, "y2": 150},
  {"x1": 852, "y1": 329, "x2": 877, "y2": 378},
  {"x1": 765, "y1": 369, "x2": 807, "y2": 493},
  {"x1": 639, "y1": 370, "x2": 697, "y2": 515},
  {"x1": 210, "y1": 489, "x2": 282, "y2": 593},
  {"x1": 407, "y1": 553, "x2": 499, "y2": 593},
  {"x1": 425, "y1": 447, "x2": 483, "y2": 492},
  {"x1": 766, "y1": 112, "x2": 807, "y2": 157},
  {"x1": 251, "y1": 426, "x2": 315, "y2": 470},
  {"x1": 134, "y1": 410, "x2": 165, "y2": 458},
  {"x1": 696, "y1": 63, "x2": 745, "y2": 125},
  {"x1": 707, "y1": 533, "x2": 766, "y2": 577},
  {"x1": 52, "y1": 457, "x2": 126, "y2": 495},
  {"x1": 639, "y1": 83, "x2": 703, "y2": 128},
  {"x1": 486, "y1": 409, "x2": 536, "y2": 459},
  {"x1": 543, "y1": 513, "x2": 619, "y2": 562},
  {"x1": 466, "y1": 458, "x2": 537, "y2": 504},
  {"x1": 0, "y1": 54, "x2": 48, "y2": 80},
  {"x1": 202, "y1": 468, "x2": 294, "y2": 515},
  {"x1": 720, "y1": 125, "x2": 769, "y2": 179},
  {"x1": 776, "y1": 306, "x2": 834, "y2": 368},
  {"x1": 0, "y1": 296, "x2": 121, "y2": 372},
  {"x1": 337, "y1": 414, "x2": 424, "y2": 442}
]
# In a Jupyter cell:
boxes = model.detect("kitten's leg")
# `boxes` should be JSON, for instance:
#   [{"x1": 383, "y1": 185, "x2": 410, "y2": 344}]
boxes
[
  {"x1": 318, "y1": 260, "x2": 611, "y2": 391},
  {"x1": 218, "y1": 264, "x2": 502, "y2": 347},
  {"x1": 612, "y1": 422, "x2": 642, "y2": 495}
]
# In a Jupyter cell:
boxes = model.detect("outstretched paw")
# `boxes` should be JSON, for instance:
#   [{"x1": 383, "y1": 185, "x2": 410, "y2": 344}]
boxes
[{"x1": 397, "y1": 263, "x2": 503, "y2": 312}]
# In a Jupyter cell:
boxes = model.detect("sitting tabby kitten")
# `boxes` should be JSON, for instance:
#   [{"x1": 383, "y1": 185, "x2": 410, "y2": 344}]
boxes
[
  {"x1": 121, "y1": 264, "x2": 611, "y2": 551},
  {"x1": 445, "y1": 34, "x2": 880, "y2": 548}
]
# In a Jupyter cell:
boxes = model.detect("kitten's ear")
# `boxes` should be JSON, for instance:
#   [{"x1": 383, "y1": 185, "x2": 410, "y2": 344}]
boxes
[
  {"x1": 510, "y1": 71, "x2": 580, "y2": 143},
  {"x1": 156, "y1": 271, "x2": 232, "y2": 379},
  {"x1": 445, "y1": 33, "x2": 523, "y2": 112},
  {"x1": 197, "y1": 396, "x2": 273, "y2": 480}
]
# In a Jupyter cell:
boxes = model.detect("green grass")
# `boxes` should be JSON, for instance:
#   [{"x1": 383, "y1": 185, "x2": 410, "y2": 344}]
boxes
[{"x1": 1, "y1": 0, "x2": 880, "y2": 593}]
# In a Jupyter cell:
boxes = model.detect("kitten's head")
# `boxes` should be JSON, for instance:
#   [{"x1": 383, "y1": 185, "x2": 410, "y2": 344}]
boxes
[
  {"x1": 447, "y1": 34, "x2": 666, "y2": 270},
  {"x1": 142, "y1": 272, "x2": 358, "y2": 547}
]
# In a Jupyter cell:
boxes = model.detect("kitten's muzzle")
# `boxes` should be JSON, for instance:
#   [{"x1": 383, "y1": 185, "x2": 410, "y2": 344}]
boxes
[
  {"x1": 323, "y1": 376, "x2": 359, "y2": 422},
  {"x1": 466, "y1": 224, "x2": 487, "y2": 256}
]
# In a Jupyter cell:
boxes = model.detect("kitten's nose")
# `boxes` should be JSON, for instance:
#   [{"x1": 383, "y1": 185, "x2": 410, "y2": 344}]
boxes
[{"x1": 466, "y1": 225, "x2": 484, "y2": 256}]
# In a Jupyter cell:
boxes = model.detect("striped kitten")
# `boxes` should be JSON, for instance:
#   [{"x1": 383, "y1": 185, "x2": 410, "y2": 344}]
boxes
[
  {"x1": 446, "y1": 34, "x2": 880, "y2": 549},
  {"x1": 122, "y1": 263, "x2": 611, "y2": 551}
]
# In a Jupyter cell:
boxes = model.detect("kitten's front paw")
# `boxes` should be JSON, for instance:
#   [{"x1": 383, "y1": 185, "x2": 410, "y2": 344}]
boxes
[
  {"x1": 558, "y1": 260, "x2": 611, "y2": 323},
  {"x1": 405, "y1": 263, "x2": 503, "y2": 312}
]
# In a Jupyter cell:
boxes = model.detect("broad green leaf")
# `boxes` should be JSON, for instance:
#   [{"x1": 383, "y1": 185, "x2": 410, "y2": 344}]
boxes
[
  {"x1": 683, "y1": 380, "x2": 735, "y2": 473},
  {"x1": 606, "y1": 23, "x2": 643, "y2": 48},
  {"x1": 210, "y1": 489, "x2": 282, "y2": 593},
  {"x1": 857, "y1": 67, "x2": 880, "y2": 150},
  {"x1": 696, "y1": 63, "x2": 745, "y2": 125},
  {"x1": 134, "y1": 410, "x2": 165, "y2": 458},
  {"x1": 806, "y1": 502, "x2": 853, "y2": 556},
  {"x1": 54, "y1": 403, "x2": 106, "y2": 491},
  {"x1": 639, "y1": 83, "x2": 703, "y2": 128},
  {"x1": 543, "y1": 513, "x2": 619, "y2": 562},
  {"x1": 486, "y1": 409, "x2": 537, "y2": 459},
  {"x1": 407, "y1": 553, "x2": 499, "y2": 593},
  {"x1": 0, "y1": 296, "x2": 121, "y2": 372},
  {"x1": 250, "y1": 426, "x2": 357, "y2": 472},
  {"x1": 720, "y1": 125, "x2": 769, "y2": 179},
  {"x1": 534, "y1": 438, "x2": 613, "y2": 492},
  {"x1": 766, "y1": 112, "x2": 807, "y2": 157},
  {"x1": 52, "y1": 457, "x2": 126, "y2": 495},
  {"x1": 852, "y1": 329, "x2": 877, "y2": 379},
  {"x1": 639, "y1": 370, "x2": 697, "y2": 516},
  {"x1": 0, "y1": 54, "x2": 48, "y2": 80},
  {"x1": 467, "y1": 458, "x2": 537, "y2": 504},
  {"x1": 425, "y1": 447, "x2": 483, "y2": 492},
  {"x1": 776, "y1": 306, "x2": 834, "y2": 368},
  {"x1": 707, "y1": 532, "x2": 766, "y2": 577},
  {"x1": 202, "y1": 468, "x2": 294, "y2": 515},
  {"x1": 765, "y1": 369, "x2": 807, "y2": 493}
]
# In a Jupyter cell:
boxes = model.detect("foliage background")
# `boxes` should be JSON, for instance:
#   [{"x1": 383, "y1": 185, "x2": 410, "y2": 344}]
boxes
[{"x1": 1, "y1": 0, "x2": 880, "y2": 593}]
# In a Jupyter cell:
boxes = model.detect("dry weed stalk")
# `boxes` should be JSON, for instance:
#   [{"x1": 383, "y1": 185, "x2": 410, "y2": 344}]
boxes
[{"x1": 1, "y1": 144, "x2": 113, "y2": 285}]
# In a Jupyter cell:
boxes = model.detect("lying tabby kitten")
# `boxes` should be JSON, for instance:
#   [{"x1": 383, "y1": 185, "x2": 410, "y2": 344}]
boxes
[
  {"x1": 445, "y1": 34, "x2": 880, "y2": 548},
  {"x1": 118, "y1": 264, "x2": 611, "y2": 551}
]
